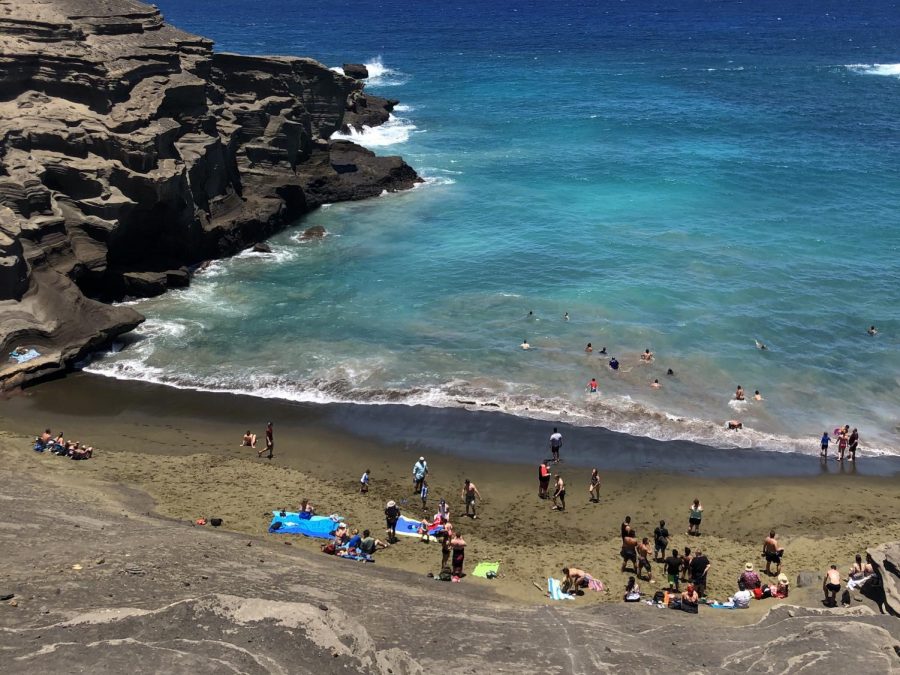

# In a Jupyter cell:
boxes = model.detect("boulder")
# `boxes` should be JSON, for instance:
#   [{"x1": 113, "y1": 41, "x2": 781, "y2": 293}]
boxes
[
  {"x1": 299, "y1": 225, "x2": 327, "y2": 240},
  {"x1": 251, "y1": 243, "x2": 273, "y2": 254},
  {"x1": 867, "y1": 542, "x2": 900, "y2": 616},
  {"x1": 342, "y1": 63, "x2": 369, "y2": 79},
  {"x1": 796, "y1": 570, "x2": 819, "y2": 588}
]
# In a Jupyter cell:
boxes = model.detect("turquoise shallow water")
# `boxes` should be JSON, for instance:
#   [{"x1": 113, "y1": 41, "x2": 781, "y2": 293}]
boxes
[{"x1": 89, "y1": 0, "x2": 900, "y2": 455}]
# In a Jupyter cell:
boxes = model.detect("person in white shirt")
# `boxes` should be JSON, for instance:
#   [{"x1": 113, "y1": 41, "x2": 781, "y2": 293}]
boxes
[
  {"x1": 730, "y1": 580, "x2": 752, "y2": 608},
  {"x1": 549, "y1": 427, "x2": 562, "y2": 463}
]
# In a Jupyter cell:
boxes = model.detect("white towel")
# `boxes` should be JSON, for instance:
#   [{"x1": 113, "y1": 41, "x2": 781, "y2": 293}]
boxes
[{"x1": 548, "y1": 577, "x2": 574, "y2": 600}]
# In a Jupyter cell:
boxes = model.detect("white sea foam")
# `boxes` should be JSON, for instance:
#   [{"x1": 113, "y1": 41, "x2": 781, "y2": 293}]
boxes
[
  {"x1": 331, "y1": 113, "x2": 416, "y2": 147},
  {"x1": 845, "y1": 63, "x2": 900, "y2": 78},
  {"x1": 363, "y1": 57, "x2": 408, "y2": 87},
  {"x1": 416, "y1": 175, "x2": 456, "y2": 188}
]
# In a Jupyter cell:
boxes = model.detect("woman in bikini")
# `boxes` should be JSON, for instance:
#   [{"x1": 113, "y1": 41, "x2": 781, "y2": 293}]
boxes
[{"x1": 588, "y1": 468, "x2": 600, "y2": 503}]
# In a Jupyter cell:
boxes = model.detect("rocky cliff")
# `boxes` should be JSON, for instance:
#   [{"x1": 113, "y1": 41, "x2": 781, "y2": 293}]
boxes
[{"x1": 0, "y1": 0, "x2": 419, "y2": 388}]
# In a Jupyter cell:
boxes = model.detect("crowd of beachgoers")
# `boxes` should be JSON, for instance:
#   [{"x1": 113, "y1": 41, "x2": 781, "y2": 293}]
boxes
[{"x1": 32, "y1": 428, "x2": 94, "y2": 460}]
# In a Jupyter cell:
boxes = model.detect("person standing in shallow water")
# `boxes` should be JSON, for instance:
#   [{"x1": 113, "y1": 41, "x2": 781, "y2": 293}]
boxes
[{"x1": 848, "y1": 428, "x2": 859, "y2": 462}]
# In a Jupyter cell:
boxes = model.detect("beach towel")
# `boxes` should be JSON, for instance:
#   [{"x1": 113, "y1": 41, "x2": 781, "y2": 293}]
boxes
[
  {"x1": 548, "y1": 577, "x2": 574, "y2": 601},
  {"x1": 268, "y1": 511, "x2": 341, "y2": 539},
  {"x1": 9, "y1": 348, "x2": 40, "y2": 364},
  {"x1": 585, "y1": 574, "x2": 604, "y2": 592},
  {"x1": 338, "y1": 552, "x2": 374, "y2": 563},
  {"x1": 394, "y1": 515, "x2": 443, "y2": 541},
  {"x1": 848, "y1": 574, "x2": 874, "y2": 590},
  {"x1": 707, "y1": 601, "x2": 737, "y2": 609},
  {"x1": 472, "y1": 562, "x2": 500, "y2": 578}
]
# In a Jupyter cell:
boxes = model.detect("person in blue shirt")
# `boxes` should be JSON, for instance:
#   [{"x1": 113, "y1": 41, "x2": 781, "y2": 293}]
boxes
[
  {"x1": 609, "y1": 357, "x2": 619, "y2": 371},
  {"x1": 820, "y1": 431, "x2": 831, "y2": 458},
  {"x1": 345, "y1": 528, "x2": 362, "y2": 551}
]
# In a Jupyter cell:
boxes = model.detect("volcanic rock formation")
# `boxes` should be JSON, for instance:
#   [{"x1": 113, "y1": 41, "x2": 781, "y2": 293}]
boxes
[{"x1": 0, "y1": 0, "x2": 420, "y2": 388}]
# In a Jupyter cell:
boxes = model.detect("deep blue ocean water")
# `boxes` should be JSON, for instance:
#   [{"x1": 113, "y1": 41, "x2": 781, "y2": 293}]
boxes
[{"x1": 90, "y1": 0, "x2": 900, "y2": 455}]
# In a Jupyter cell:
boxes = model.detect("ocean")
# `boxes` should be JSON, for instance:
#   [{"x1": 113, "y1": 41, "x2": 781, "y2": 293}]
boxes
[{"x1": 87, "y1": 0, "x2": 900, "y2": 456}]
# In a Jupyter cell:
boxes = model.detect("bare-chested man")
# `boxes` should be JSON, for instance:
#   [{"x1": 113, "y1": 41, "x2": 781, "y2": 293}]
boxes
[
  {"x1": 551, "y1": 475, "x2": 566, "y2": 511},
  {"x1": 562, "y1": 566, "x2": 586, "y2": 593},
  {"x1": 461, "y1": 479, "x2": 481, "y2": 519},
  {"x1": 621, "y1": 529, "x2": 638, "y2": 573},
  {"x1": 823, "y1": 565, "x2": 841, "y2": 607},
  {"x1": 637, "y1": 537, "x2": 654, "y2": 582},
  {"x1": 763, "y1": 530, "x2": 783, "y2": 575}
]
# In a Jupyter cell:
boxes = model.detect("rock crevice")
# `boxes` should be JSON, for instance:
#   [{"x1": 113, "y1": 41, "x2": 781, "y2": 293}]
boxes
[{"x1": 0, "y1": 0, "x2": 420, "y2": 387}]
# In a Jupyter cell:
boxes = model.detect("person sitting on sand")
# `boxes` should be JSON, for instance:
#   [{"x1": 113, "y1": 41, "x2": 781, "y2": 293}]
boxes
[
  {"x1": 241, "y1": 430, "x2": 257, "y2": 448},
  {"x1": 727, "y1": 420, "x2": 743, "y2": 430},
  {"x1": 754, "y1": 390, "x2": 763, "y2": 401},
  {"x1": 735, "y1": 385, "x2": 745, "y2": 401},
  {"x1": 562, "y1": 566, "x2": 587, "y2": 594},
  {"x1": 385, "y1": 500, "x2": 401, "y2": 543},
  {"x1": 71, "y1": 445, "x2": 93, "y2": 460},
  {"x1": 52, "y1": 432, "x2": 65, "y2": 453},
  {"x1": 823, "y1": 565, "x2": 842, "y2": 607},
  {"x1": 624, "y1": 576, "x2": 641, "y2": 601},
  {"x1": 621, "y1": 529, "x2": 638, "y2": 573},
  {"x1": 637, "y1": 538, "x2": 654, "y2": 582},
  {"x1": 345, "y1": 528, "x2": 362, "y2": 552},
  {"x1": 585, "y1": 342, "x2": 593, "y2": 353},
  {"x1": 739, "y1": 562, "x2": 761, "y2": 590},
  {"x1": 849, "y1": 554, "x2": 865, "y2": 581},
  {"x1": 730, "y1": 580, "x2": 752, "y2": 608},
  {"x1": 35, "y1": 428, "x2": 52, "y2": 451},
  {"x1": 665, "y1": 548, "x2": 682, "y2": 591},
  {"x1": 867, "y1": 325, "x2": 877, "y2": 336},
  {"x1": 551, "y1": 474, "x2": 566, "y2": 511},
  {"x1": 359, "y1": 529, "x2": 388, "y2": 555},
  {"x1": 771, "y1": 572, "x2": 790, "y2": 598},
  {"x1": 588, "y1": 468, "x2": 601, "y2": 503},
  {"x1": 763, "y1": 530, "x2": 784, "y2": 576},
  {"x1": 681, "y1": 584, "x2": 699, "y2": 609},
  {"x1": 521, "y1": 338, "x2": 531, "y2": 350},
  {"x1": 641, "y1": 349, "x2": 654, "y2": 362}
]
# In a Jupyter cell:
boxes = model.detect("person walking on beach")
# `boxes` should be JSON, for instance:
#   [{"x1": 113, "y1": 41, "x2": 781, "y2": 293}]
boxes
[
  {"x1": 384, "y1": 500, "x2": 400, "y2": 543},
  {"x1": 763, "y1": 530, "x2": 783, "y2": 576},
  {"x1": 688, "y1": 498, "x2": 703, "y2": 536},
  {"x1": 848, "y1": 428, "x2": 859, "y2": 462},
  {"x1": 538, "y1": 461, "x2": 551, "y2": 499},
  {"x1": 413, "y1": 457, "x2": 428, "y2": 494},
  {"x1": 258, "y1": 422, "x2": 273, "y2": 459},
  {"x1": 820, "y1": 431, "x2": 831, "y2": 458},
  {"x1": 461, "y1": 479, "x2": 481, "y2": 519},
  {"x1": 653, "y1": 520, "x2": 670, "y2": 561},
  {"x1": 637, "y1": 537, "x2": 654, "y2": 582},
  {"x1": 588, "y1": 468, "x2": 600, "y2": 503},
  {"x1": 551, "y1": 474, "x2": 566, "y2": 511},
  {"x1": 360, "y1": 468, "x2": 370, "y2": 494},
  {"x1": 549, "y1": 427, "x2": 562, "y2": 463}
]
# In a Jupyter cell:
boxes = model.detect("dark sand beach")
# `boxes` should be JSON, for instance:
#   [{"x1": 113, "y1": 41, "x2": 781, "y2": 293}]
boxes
[{"x1": 3, "y1": 372, "x2": 899, "y2": 607}]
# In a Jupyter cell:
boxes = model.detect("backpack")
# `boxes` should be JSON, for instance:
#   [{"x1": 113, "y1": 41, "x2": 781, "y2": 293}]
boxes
[{"x1": 438, "y1": 567, "x2": 452, "y2": 581}]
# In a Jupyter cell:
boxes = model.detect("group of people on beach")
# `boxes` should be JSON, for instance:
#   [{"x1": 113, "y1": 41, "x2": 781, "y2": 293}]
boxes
[
  {"x1": 33, "y1": 428, "x2": 94, "y2": 460},
  {"x1": 820, "y1": 425, "x2": 861, "y2": 462},
  {"x1": 241, "y1": 422, "x2": 274, "y2": 459}
]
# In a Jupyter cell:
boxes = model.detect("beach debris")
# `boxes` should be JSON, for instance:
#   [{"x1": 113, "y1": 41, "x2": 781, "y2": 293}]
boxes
[
  {"x1": 0, "y1": 593, "x2": 14, "y2": 601},
  {"x1": 95, "y1": 557, "x2": 105, "y2": 565},
  {"x1": 210, "y1": 518, "x2": 222, "y2": 527},
  {"x1": 124, "y1": 564, "x2": 145, "y2": 576},
  {"x1": 71, "y1": 564, "x2": 82, "y2": 571},
  {"x1": 8, "y1": 599, "x2": 18, "y2": 607},
  {"x1": 39, "y1": 605, "x2": 49, "y2": 614}
]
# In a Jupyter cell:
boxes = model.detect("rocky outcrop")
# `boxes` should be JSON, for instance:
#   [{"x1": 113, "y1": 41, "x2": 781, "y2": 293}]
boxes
[
  {"x1": 0, "y1": 0, "x2": 420, "y2": 388},
  {"x1": 342, "y1": 62, "x2": 369, "y2": 80},
  {"x1": 343, "y1": 91, "x2": 397, "y2": 133},
  {"x1": 868, "y1": 542, "x2": 900, "y2": 616}
]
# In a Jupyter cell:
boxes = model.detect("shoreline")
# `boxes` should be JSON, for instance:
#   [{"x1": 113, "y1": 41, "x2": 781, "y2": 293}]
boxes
[
  {"x1": 7, "y1": 371, "x2": 899, "y2": 478},
  {"x1": 3, "y1": 371, "x2": 900, "y2": 607}
]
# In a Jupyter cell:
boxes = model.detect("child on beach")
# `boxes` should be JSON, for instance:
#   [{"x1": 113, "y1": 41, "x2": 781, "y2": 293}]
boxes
[
  {"x1": 421, "y1": 480, "x2": 429, "y2": 511},
  {"x1": 360, "y1": 469, "x2": 370, "y2": 494}
]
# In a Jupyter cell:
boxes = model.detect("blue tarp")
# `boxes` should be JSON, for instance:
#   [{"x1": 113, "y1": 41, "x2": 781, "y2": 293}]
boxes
[
  {"x1": 9, "y1": 348, "x2": 40, "y2": 364},
  {"x1": 268, "y1": 511, "x2": 341, "y2": 539}
]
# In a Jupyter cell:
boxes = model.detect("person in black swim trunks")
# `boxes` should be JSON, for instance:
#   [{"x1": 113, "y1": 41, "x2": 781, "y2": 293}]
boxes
[
  {"x1": 823, "y1": 565, "x2": 842, "y2": 607},
  {"x1": 763, "y1": 530, "x2": 784, "y2": 575},
  {"x1": 621, "y1": 529, "x2": 638, "y2": 573}
]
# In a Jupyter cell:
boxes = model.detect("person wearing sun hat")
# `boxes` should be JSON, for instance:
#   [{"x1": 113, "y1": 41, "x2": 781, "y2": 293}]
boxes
[
  {"x1": 773, "y1": 572, "x2": 790, "y2": 598},
  {"x1": 384, "y1": 499, "x2": 401, "y2": 543},
  {"x1": 739, "y1": 562, "x2": 761, "y2": 590}
]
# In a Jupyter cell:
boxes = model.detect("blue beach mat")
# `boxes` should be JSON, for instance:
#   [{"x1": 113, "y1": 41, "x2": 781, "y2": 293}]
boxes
[
  {"x1": 395, "y1": 515, "x2": 444, "y2": 540},
  {"x1": 9, "y1": 348, "x2": 40, "y2": 364},
  {"x1": 268, "y1": 511, "x2": 341, "y2": 539},
  {"x1": 548, "y1": 577, "x2": 574, "y2": 601}
]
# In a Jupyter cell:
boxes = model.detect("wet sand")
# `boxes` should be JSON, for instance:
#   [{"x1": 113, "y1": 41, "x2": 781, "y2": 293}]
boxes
[{"x1": 2, "y1": 372, "x2": 899, "y2": 607}]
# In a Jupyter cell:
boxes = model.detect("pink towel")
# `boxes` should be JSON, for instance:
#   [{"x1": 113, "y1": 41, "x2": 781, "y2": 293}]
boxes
[{"x1": 585, "y1": 575, "x2": 604, "y2": 592}]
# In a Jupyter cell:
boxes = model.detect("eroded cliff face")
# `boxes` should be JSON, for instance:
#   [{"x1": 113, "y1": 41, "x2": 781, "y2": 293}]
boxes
[{"x1": 0, "y1": 0, "x2": 419, "y2": 387}]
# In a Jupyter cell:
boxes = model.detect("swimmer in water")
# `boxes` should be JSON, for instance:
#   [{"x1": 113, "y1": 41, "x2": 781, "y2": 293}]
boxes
[
  {"x1": 585, "y1": 342, "x2": 593, "y2": 353},
  {"x1": 641, "y1": 349, "x2": 654, "y2": 362},
  {"x1": 867, "y1": 325, "x2": 877, "y2": 336},
  {"x1": 755, "y1": 339, "x2": 768, "y2": 350},
  {"x1": 651, "y1": 379, "x2": 661, "y2": 389},
  {"x1": 609, "y1": 357, "x2": 619, "y2": 371},
  {"x1": 564, "y1": 312, "x2": 569, "y2": 321},
  {"x1": 735, "y1": 385, "x2": 745, "y2": 401},
  {"x1": 666, "y1": 368, "x2": 674, "y2": 376},
  {"x1": 521, "y1": 338, "x2": 531, "y2": 350},
  {"x1": 599, "y1": 346, "x2": 607, "y2": 355},
  {"x1": 753, "y1": 390, "x2": 763, "y2": 401},
  {"x1": 727, "y1": 420, "x2": 743, "y2": 430},
  {"x1": 588, "y1": 378, "x2": 598, "y2": 393}
]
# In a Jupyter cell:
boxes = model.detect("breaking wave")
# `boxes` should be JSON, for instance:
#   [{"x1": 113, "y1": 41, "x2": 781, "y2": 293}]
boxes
[{"x1": 845, "y1": 63, "x2": 900, "y2": 78}]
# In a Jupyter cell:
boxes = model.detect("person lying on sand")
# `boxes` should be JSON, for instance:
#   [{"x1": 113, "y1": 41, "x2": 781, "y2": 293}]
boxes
[
  {"x1": 624, "y1": 576, "x2": 641, "y2": 601},
  {"x1": 681, "y1": 584, "x2": 699, "y2": 608},
  {"x1": 241, "y1": 430, "x2": 257, "y2": 448}
]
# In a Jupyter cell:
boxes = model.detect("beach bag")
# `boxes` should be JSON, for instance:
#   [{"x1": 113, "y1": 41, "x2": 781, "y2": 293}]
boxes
[
  {"x1": 753, "y1": 587, "x2": 764, "y2": 600},
  {"x1": 438, "y1": 568, "x2": 452, "y2": 581},
  {"x1": 652, "y1": 590, "x2": 666, "y2": 604}
]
